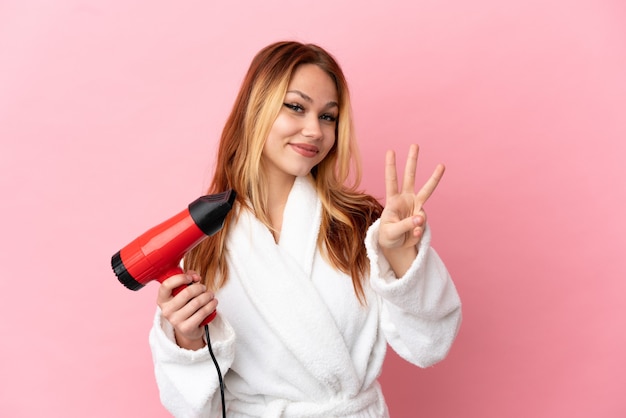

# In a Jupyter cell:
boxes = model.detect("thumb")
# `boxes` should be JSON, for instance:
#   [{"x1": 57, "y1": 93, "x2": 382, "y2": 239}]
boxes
[{"x1": 380, "y1": 216, "x2": 419, "y2": 247}]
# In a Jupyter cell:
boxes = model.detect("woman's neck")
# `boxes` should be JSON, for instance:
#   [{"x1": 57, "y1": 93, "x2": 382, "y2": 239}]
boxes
[{"x1": 265, "y1": 174, "x2": 297, "y2": 243}]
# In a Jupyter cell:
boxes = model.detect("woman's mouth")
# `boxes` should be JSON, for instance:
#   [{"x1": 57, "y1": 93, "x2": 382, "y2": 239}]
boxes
[{"x1": 289, "y1": 143, "x2": 319, "y2": 158}]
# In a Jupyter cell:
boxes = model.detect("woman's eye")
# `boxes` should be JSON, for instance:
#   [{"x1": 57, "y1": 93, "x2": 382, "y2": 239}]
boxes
[
  {"x1": 320, "y1": 114, "x2": 337, "y2": 122},
  {"x1": 284, "y1": 103, "x2": 304, "y2": 113}
]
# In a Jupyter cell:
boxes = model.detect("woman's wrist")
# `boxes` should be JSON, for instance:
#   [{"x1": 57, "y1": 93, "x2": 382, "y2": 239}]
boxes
[
  {"x1": 174, "y1": 330, "x2": 207, "y2": 350},
  {"x1": 381, "y1": 245, "x2": 418, "y2": 278}
]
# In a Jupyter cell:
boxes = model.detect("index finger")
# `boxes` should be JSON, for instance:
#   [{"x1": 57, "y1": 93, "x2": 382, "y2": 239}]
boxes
[
  {"x1": 415, "y1": 163, "x2": 446, "y2": 206},
  {"x1": 157, "y1": 273, "x2": 192, "y2": 302}
]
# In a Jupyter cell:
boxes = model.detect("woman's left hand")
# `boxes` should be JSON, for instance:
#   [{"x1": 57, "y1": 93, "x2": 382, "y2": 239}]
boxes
[{"x1": 378, "y1": 144, "x2": 445, "y2": 274}]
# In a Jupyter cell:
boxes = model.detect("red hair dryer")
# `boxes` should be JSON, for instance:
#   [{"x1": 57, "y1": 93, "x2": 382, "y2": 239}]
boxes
[{"x1": 111, "y1": 189, "x2": 236, "y2": 326}]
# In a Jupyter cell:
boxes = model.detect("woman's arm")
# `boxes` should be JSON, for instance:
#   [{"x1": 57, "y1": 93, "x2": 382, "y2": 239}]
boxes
[
  {"x1": 150, "y1": 309, "x2": 235, "y2": 417},
  {"x1": 149, "y1": 273, "x2": 235, "y2": 417},
  {"x1": 366, "y1": 220, "x2": 462, "y2": 367}
]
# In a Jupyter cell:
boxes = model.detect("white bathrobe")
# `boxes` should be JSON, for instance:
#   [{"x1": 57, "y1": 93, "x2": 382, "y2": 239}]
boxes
[{"x1": 149, "y1": 176, "x2": 462, "y2": 418}]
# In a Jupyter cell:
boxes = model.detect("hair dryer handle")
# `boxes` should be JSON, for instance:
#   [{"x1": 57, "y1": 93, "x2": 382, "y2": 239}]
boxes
[{"x1": 163, "y1": 266, "x2": 217, "y2": 326}]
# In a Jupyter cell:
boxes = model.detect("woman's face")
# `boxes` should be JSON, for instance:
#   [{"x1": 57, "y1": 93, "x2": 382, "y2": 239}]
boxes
[{"x1": 262, "y1": 64, "x2": 338, "y2": 184}]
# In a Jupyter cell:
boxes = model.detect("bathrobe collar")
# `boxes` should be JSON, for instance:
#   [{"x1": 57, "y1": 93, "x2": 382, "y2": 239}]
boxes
[{"x1": 226, "y1": 176, "x2": 359, "y2": 394}]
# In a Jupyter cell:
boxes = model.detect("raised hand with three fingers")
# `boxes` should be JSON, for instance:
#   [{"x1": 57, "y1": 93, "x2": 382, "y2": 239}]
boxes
[{"x1": 378, "y1": 144, "x2": 445, "y2": 277}]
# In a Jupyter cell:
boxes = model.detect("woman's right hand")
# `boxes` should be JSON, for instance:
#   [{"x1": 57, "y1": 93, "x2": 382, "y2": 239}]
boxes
[{"x1": 156, "y1": 271, "x2": 218, "y2": 350}]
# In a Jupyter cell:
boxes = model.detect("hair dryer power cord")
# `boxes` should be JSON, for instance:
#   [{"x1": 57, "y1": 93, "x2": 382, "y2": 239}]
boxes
[{"x1": 204, "y1": 324, "x2": 226, "y2": 418}]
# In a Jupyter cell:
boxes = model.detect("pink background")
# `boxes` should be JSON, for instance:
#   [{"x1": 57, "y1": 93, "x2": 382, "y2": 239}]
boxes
[{"x1": 1, "y1": 1, "x2": 625, "y2": 417}]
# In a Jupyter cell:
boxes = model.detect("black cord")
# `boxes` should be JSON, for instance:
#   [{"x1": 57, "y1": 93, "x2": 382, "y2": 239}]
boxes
[{"x1": 205, "y1": 324, "x2": 226, "y2": 418}]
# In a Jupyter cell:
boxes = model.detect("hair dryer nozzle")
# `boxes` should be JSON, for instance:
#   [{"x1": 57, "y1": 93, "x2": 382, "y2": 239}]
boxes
[{"x1": 189, "y1": 189, "x2": 237, "y2": 236}]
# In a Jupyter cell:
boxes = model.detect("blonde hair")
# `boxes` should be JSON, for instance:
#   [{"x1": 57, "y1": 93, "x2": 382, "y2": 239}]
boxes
[{"x1": 184, "y1": 41, "x2": 382, "y2": 302}]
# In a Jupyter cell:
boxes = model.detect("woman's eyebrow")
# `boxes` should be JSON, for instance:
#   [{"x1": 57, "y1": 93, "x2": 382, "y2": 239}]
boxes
[{"x1": 287, "y1": 90, "x2": 338, "y2": 109}]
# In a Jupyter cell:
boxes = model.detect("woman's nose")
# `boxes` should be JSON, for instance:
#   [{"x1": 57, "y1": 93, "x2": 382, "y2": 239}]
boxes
[{"x1": 301, "y1": 115, "x2": 323, "y2": 140}]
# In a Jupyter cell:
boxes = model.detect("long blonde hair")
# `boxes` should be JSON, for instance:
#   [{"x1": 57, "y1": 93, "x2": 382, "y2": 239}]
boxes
[{"x1": 184, "y1": 41, "x2": 382, "y2": 302}]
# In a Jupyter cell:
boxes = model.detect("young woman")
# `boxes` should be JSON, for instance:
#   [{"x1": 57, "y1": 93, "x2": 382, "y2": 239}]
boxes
[{"x1": 149, "y1": 41, "x2": 462, "y2": 417}]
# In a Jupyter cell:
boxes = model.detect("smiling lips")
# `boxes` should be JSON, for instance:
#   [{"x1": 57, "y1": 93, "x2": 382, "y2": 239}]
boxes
[{"x1": 289, "y1": 143, "x2": 319, "y2": 158}]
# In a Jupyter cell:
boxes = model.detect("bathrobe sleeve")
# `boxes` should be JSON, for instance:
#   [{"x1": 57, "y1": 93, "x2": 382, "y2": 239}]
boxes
[
  {"x1": 149, "y1": 308, "x2": 236, "y2": 418},
  {"x1": 365, "y1": 219, "x2": 462, "y2": 368}
]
